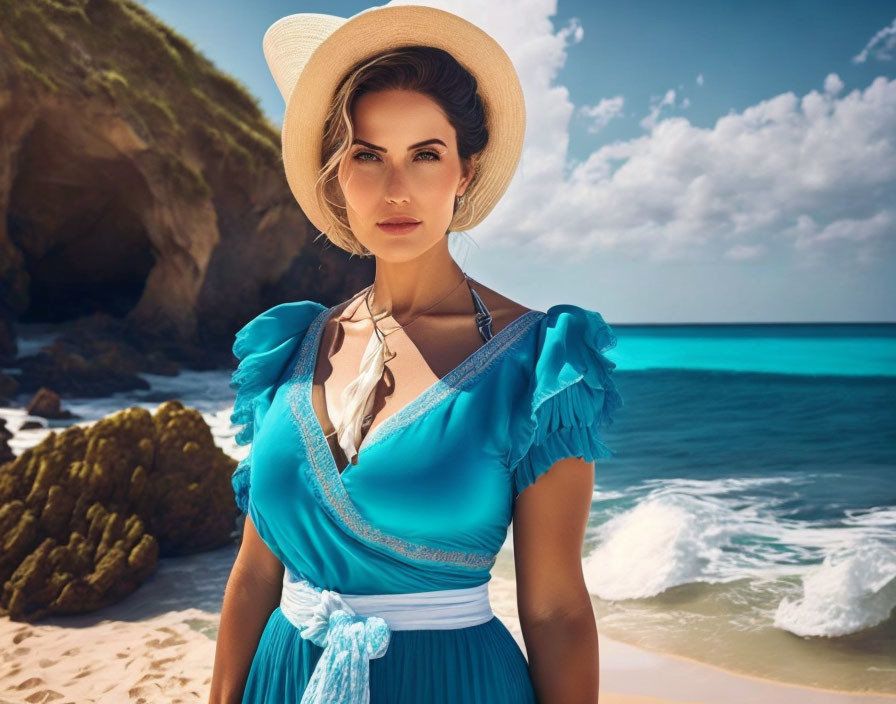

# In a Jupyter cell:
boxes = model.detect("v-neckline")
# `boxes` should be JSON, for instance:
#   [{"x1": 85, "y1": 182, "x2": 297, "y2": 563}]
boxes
[{"x1": 301, "y1": 303, "x2": 544, "y2": 479}]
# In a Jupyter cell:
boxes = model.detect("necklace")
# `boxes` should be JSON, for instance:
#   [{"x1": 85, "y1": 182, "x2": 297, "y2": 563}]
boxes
[
  {"x1": 363, "y1": 271, "x2": 471, "y2": 364},
  {"x1": 331, "y1": 271, "x2": 472, "y2": 466}
]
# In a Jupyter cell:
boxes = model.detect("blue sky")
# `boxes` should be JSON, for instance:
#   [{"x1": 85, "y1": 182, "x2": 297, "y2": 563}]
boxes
[{"x1": 135, "y1": 0, "x2": 896, "y2": 323}]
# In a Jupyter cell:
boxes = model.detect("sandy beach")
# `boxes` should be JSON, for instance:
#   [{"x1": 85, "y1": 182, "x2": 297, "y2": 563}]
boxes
[{"x1": 2, "y1": 543, "x2": 893, "y2": 704}]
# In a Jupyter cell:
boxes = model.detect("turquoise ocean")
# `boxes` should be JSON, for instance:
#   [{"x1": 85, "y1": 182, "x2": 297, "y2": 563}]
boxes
[{"x1": 566, "y1": 322, "x2": 896, "y2": 693}]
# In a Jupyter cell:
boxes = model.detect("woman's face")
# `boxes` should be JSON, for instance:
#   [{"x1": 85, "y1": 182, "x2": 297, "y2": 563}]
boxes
[{"x1": 337, "y1": 89, "x2": 473, "y2": 260}]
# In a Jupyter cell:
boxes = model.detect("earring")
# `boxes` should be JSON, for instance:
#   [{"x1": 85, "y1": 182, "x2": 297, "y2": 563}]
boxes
[{"x1": 455, "y1": 193, "x2": 466, "y2": 210}]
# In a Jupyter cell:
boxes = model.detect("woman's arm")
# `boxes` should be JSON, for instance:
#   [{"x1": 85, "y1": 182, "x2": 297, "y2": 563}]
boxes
[
  {"x1": 208, "y1": 514, "x2": 285, "y2": 704},
  {"x1": 513, "y1": 456, "x2": 600, "y2": 704}
]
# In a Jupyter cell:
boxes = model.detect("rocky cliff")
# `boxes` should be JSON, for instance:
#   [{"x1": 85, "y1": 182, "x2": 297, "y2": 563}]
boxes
[{"x1": 0, "y1": 0, "x2": 371, "y2": 382}]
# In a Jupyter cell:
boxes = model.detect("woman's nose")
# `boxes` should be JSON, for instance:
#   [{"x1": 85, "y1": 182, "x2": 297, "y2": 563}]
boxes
[{"x1": 384, "y1": 167, "x2": 410, "y2": 204}]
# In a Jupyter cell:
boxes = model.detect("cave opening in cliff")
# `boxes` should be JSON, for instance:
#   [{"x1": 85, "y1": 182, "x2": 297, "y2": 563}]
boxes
[{"x1": 7, "y1": 118, "x2": 156, "y2": 324}]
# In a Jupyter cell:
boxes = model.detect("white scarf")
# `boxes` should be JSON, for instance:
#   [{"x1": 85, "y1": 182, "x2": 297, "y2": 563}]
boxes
[
  {"x1": 333, "y1": 324, "x2": 389, "y2": 463},
  {"x1": 331, "y1": 276, "x2": 474, "y2": 463}
]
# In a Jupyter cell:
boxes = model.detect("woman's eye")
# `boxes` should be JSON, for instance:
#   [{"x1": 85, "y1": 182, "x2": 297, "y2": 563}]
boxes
[{"x1": 352, "y1": 150, "x2": 441, "y2": 162}]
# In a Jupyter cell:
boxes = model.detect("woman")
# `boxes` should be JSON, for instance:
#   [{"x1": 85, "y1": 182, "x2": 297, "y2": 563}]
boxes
[{"x1": 209, "y1": 6, "x2": 623, "y2": 704}]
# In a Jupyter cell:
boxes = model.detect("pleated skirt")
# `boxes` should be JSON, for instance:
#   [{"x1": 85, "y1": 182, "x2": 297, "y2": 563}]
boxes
[{"x1": 241, "y1": 605, "x2": 537, "y2": 703}]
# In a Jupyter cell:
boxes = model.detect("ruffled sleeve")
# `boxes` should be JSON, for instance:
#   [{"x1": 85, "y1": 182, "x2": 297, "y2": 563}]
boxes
[
  {"x1": 509, "y1": 304, "x2": 624, "y2": 500},
  {"x1": 229, "y1": 300, "x2": 326, "y2": 514}
]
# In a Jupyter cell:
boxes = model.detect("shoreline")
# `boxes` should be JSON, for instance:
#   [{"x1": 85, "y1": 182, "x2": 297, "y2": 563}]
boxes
[
  {"x1": 1, "y1": 545, "x2": 893, "y2": 703},
  {"x1": 4, "y1": 598, "x2": 892, "y2": 704},
  {"x1": 561, "y1": 629, "x2": 895, "y2": 704},
  {"x1": 496, "y1": 599, "x2": 896, "y2": 703},
  {"x1": 488, "y1": 554, "x2": 896, "y2": 703},
  {"x1": 594, "y1": 628, "x2": 896, "y2": 701}
]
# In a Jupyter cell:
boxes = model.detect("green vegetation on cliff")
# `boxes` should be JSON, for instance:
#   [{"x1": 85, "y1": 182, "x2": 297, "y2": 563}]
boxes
[{"x1": 0, "y1": 0, "x2": 281, "y2": 178}]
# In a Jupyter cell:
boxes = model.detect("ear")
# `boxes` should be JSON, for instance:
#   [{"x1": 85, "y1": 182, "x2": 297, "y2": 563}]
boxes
[{"x1": 456, "y1": 156, "x2": 476, "y2": 197}]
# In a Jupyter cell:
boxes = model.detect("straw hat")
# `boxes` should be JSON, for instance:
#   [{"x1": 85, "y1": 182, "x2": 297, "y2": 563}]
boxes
[{"x1": 262, "y1": 4, "x2": 526, "y2": 235}]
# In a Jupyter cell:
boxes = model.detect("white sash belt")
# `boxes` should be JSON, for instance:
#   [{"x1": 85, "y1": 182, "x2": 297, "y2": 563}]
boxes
[{"x1": 279, "y1": 569, "x2": 494, "y2": 704}]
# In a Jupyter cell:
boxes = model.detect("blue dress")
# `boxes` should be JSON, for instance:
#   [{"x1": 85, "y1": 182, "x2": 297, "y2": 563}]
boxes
[{"x1": 228, "y1": 298, "x2": 623, "y2": 703}]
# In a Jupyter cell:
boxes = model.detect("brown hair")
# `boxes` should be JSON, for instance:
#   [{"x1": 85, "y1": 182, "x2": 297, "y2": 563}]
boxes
[{"x1": 314, "y1": 45, "x2": 490, "y2": 256}]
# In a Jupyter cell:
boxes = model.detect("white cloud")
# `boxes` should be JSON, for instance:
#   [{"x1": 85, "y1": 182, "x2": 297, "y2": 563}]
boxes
[
  {"x1": 640, "y1": 88, "x2": 677, "y2": 130},
  {"x1": 539, "y1": 74, "x2": 896, "y2": 264},
  {"x1": 579, "y1": 96, "x2": 625, "y2": 133},
  {"x1": 853, "y1": 17, "x2": 896, "y2": 63},
  {"x1": 783, "y1": 211, "x2": 894, "y2": 249},
  {"x1": 823, "y1": 72, "x2": 844, "y2": 96},
  {"x1": 723, "y1": 243, "x2": 766, "y2": 261},
  {"x1": 387, "y1": 0, "x2": 896, "y2": 266},
  {"x1": 696, "y1": 73, "x2": 704, "y2": 86}
]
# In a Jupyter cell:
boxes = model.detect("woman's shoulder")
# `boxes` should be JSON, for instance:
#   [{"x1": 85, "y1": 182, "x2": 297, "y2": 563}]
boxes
[
  {"x1": 232, "y1": 300, "x2": 328, "y2": 360},
  {"x1": 503, "y1": 302, "x2": 624, "y2": 498},
  {"x1": 473, "y1": 282, "x2": 618, "y2": 376},
  {"x1": 229, "y1": 300, "x2": 327, "y2": 445},
  {"x1": 496, "y1": 294, "x2": 620, "y2": 397},
  {"x1": 529, "y1": 303, "x2": 618, "y2": 357}
]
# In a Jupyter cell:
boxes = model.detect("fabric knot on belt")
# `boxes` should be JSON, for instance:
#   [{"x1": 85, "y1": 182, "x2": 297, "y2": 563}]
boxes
[
  {"x1": 279, "y1": 571, "x2": 494, "y2": 703},
  {"x1": 297, "y1": 588, "x2": 391, "y2": 704}
]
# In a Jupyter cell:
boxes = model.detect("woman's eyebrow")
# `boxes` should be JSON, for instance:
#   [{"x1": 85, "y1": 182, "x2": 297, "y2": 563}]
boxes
[{"x1": 351, "y1": 138, "x2": 447, "y2": 152}]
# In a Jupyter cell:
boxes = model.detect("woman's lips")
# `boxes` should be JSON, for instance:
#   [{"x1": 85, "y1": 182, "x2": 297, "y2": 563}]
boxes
[{"x1": 376, "y1": 221, "x2": 420, "y2": 235}]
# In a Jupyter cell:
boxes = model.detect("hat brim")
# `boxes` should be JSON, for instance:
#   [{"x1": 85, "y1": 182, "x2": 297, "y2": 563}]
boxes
[{"x1": 281, "y1": 5, "x2": 526, "y2": 235}]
